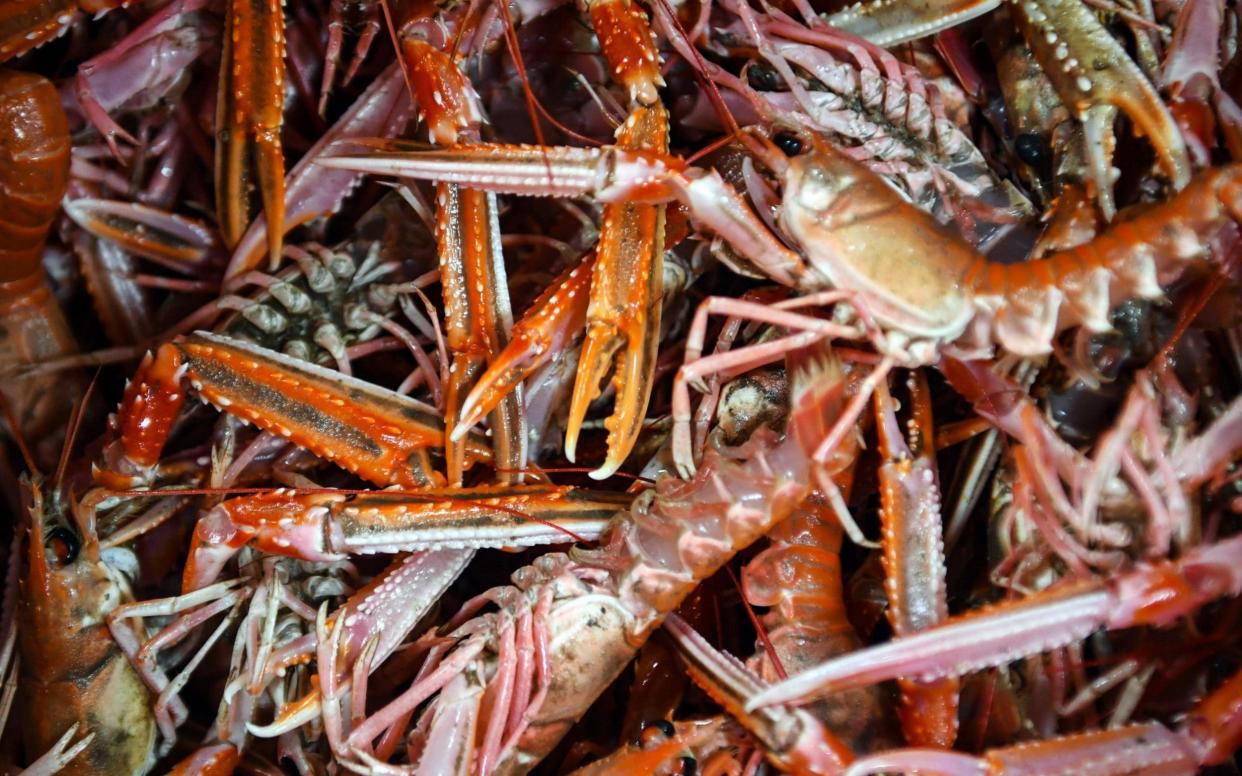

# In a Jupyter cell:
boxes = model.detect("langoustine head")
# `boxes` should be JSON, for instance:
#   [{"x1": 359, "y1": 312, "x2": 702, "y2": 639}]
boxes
[{"x1": 16, "y1": 477, "x2": 156, "y2": 775}]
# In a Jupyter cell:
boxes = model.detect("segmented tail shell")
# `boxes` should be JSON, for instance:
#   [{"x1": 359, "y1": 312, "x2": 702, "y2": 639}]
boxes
[
  {"x1": 0, "y1": 69, "x2": 70, "y2": 283},
  {"x1": 965, "y1": 165, "x2": 1239, "y2": 356}
]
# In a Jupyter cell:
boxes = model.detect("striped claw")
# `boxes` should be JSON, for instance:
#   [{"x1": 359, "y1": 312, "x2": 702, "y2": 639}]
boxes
[
  {"x1": 327, "y1": 0, "x2": 674, "y2": 481},
  {"x1": 562, "y1": 120, "x2": 668, "y2": 479},
  {"x1": 563, "y1": 0, "x2": 669, "y2": 480},
  {"x1": 101, "y1": 332, "x2": 491, "y2": 491},
  {"x1": 317, "y1": 137, "x2": 694, "y2": 475},
  {"x1": 455, "y1": 253, "x2": 594, "y2": 442},
  {"x1": 456, "y1": 212, "x2": 693, "y2": 455},
  {"x1": 225, "y1": 63, "x2": 413, "y2": 282},
  {"x1": 216, "y1": 0, "x2": 287, "y2": 269},
  {"x1": 182, "y1": 484, "x2": 630, "y2": 591},
  {"x1": 395, "y1": 36, "x2": 527, "y2": 486},
  {"x1": 63, "y1": 198, "x2": 217, "y2": 266},
  {"x1": 874, "y1": 372, "x2": 958, "y2": 748},
  {"x1": 564, "y1": 109, "x2": 668, "y2": 481}
]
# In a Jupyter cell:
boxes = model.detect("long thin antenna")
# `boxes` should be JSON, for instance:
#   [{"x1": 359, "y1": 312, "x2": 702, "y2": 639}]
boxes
[
  {"x1": 380, "y1": 0, "x2": 418, "y2": 102},
  {"x1": 493, "y1": 0, "x2": 558, "y2": 182},
  {"x1": 650, "y1": 0, "x2": 742, "y2": 138},
  {"x1": 55, "y1": 370, "x2": 101, "y2": 491},
  {"x1": 0, "y1": 392, "x2": 39, "y2": 478},
  {"x1": 726, "y1": 563, "x2": 787, "y2": 680}
]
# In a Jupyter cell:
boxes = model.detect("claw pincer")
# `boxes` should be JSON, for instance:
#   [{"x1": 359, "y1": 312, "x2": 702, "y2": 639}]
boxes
[{"x1": 101, "y1": 332, "x2": 489, "y2": 491}]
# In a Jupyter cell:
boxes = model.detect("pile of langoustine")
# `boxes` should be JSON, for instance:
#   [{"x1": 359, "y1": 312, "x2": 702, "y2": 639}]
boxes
[{"x1": 1, "y1": 0, "x2": 1241, "y2": 772}]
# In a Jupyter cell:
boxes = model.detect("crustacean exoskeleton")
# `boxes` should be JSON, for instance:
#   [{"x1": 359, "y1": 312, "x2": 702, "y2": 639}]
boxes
[
  {"x1": 719, "y1": 345, "x2": 948, "y2": 749},
  {"x1": 9, "y1": 391, "x2": 158, "y2": 775},
  {"x1": 745, "y1": 462, "x2": 903, "y2": 750},
  {"x1": 654, "y1": 0, "x2": 1033, "y2": 243},
  {"x1": 0, "y1": 1, "x2": 134, "y2": 63},
  {"x1": 668, "y1": 359, "x2": 1242, "y2": 759},
  {"x1": 385, "y1": 23, "x2": 527, "y2": 486},
  {"x1": 2, "y1": 0, "x2": 291, "y2": 268},
  {"x1": 740, "y1": 376, "x2": 1242, "y2": 718},
  {"x1": 94, "y1": 329, "x2": 634, "y2": 759},
  {"x1": 320, "y1": 0, "x2": 382, "y2": 114},
  {"x1": 321, "y1": 132, "x2": 1242, "y2": 479},
  {"x1": 394, "y1": 0, "x2": 673, "y2": 482},
  {"x1": 810, "y1": 0, "x2": 1191, "y2": 217},
  {"x1": 224, "y1": 60, "x2": 413, "y2": 279},
  {"x1": 275, "y1": 348, "x2": 871, "y2": 773},
  {"x1": 93, "y1": 329, "x2": 628, "y2": 560},
  {"x1": 216, "y1": 0, "x2": 290, "y2": 270},
  {"x1": 16, "y1": 473, "x2": 157, "y2": 775},
  {"x1": 4, "y1": 0, "x2": 1240, "y2": 772},
  {"x1": 0, "y1": 69, "x2": 83, "y2": 454},
  {"x1": 666, "y1": 601, "x2": 1242, "y2": 775}
]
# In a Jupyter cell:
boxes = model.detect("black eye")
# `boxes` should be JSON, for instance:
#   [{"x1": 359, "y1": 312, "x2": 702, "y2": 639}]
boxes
[
  {"x1": 44, "y1": 526, "x2": 79, "y2": 565},
  {"x1": 637, "y1": 718, "x2": 677, "y2": 746},
  {"x1": 675, "y1": 755, "x2": 697, "y2": 775},
  {"x1": 774, "y1": 132, "x2": 805, "y2": 156},
  {"x1": 745, "y1": 62, "x2": 782, "y2": 91},
  {"x1": 1014, "y1": 133, "x2": 1049, "y2": 168}
]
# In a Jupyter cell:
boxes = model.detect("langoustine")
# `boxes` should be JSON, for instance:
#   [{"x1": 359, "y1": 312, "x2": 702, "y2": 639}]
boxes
[{"x1": 0, "y1": 0, "x2": 1238, "y2": 773}]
